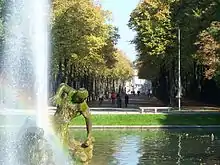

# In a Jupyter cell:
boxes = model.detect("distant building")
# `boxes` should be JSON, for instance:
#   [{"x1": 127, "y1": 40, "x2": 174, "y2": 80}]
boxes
[{"x1": 125, "y1": 68, "x2": 152, "y2": 94}]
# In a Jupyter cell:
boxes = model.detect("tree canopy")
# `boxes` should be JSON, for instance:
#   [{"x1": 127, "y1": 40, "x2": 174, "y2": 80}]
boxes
[
  {"x1": 50, "y1": 0, "x2": 133, "y2": 96},
  {"x1": 129, "y1": 0, "x2": 220, "y2": 105},
  {"x1": 0, "y1": 0, "x2": 133, "y2": 100}
]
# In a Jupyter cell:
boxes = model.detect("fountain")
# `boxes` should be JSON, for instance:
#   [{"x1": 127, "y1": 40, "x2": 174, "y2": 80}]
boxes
[{"x1": 0, "y1": 0, "x2": 73, "y2": 164}]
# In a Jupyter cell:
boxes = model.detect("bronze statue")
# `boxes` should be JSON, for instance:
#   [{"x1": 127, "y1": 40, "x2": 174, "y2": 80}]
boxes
[{"x1": 51, "y1": 83, "x2": 93, "y2": 163}]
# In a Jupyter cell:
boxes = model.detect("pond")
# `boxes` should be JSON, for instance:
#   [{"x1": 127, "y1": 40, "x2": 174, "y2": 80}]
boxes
[{"x1": 71, "y1": 129, "x2": 220, "y2": 165}]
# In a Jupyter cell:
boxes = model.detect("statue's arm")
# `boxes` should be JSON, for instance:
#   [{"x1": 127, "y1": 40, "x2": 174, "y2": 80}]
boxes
[
  {"x1": 52, "y1": 83, "x2": 74, "y2": 105},
  {"x1": 80, "y1": 101, "x2": 92, "y2": 138}
]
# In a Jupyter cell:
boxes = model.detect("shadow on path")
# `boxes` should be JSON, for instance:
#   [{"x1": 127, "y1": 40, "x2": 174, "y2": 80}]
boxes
[
  {"x1": 88, "y1": 94, "x2": 220, "y2": 111},
  {"x1": 88, "y1": 94, "x2": 165, "y2": 108},
  {"x1": 181, "y1": 98, "x2": 220, "y2": 111}
]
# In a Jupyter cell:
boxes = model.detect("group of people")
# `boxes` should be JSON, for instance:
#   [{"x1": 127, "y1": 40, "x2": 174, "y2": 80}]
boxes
[
  {"x1": 98, "y1": 88, "x2": 153, "y2": 107},
  {"x1": 98, "y1": 91, "x2": 129, "y2": 108},
  {"x1": 130, "y1": 89, "x2": 152, "y2": 98},
  {"x1": 131, "y1": 90, "x2": 140, "y2": 96},
  {"x1": 110, "y1": 92, "x2": 129, "y2": 108}
]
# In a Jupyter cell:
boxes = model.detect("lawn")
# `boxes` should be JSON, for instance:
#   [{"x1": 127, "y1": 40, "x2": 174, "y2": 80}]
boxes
[
  {"x1": 70, "y1": 114, "x2": 220, "y2": 126},
  {"x1": 1, "y1": 114, "x2": 219, "y2": 126}
]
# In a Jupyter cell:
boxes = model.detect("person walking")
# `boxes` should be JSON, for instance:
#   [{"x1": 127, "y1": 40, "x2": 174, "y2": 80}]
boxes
[
  {"x1": 99, "y1": 93, "x2": 104, "y2": 106},
  {"x1": 147, "y1": 89, "x2": 151, "y2": 98},
  {"x1": 116, "y1": 93, "x2": 122, "y2": 108},
  {"x1": 150, "y1": 89, "x2": 152, "y2": 98},
  {"x1": 124, "y1": 94, "x2": 129, "y2": 108},
  {"x1": 108, "y1": 92, "x2": 111, "y2": 100},
  {"x1": 132, "y1": 91, "x2": 135, "y2": 96},
  {"x1": 111, "y1": 91, "x2": 116, "y2": 105}
]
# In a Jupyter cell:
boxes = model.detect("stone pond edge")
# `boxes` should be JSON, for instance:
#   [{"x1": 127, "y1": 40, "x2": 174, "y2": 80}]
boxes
[
  {"x1": 1, "y1": 125, "x2": 219, "y2": 129},
  {"x1": 69, "y1": 125, "x2": 220, "y2": 129}
]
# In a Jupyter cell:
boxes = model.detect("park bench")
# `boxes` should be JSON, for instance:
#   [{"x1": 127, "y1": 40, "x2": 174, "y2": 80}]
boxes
[{"x1": 139, "y1": 107, "x2": 172, "y2": 114}]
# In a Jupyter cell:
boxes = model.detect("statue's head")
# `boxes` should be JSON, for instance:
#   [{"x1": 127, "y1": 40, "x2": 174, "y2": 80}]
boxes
[
  {"x1": 51, "y1": 83, "x2": 89, "y2": 105},
  {"x1": 71, "y1": 88, "x2": 88, "y2": 104}
]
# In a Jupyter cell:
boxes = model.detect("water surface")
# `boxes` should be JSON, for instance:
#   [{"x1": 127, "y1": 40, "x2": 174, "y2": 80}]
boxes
[{"x1": 72, "y1": 129, "x2": 220, "y2": 165}]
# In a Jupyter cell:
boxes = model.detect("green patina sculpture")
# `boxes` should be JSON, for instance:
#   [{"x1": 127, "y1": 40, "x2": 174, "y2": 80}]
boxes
[{"x1": 51, "y1": 83, "x2": 93, "y2": 163}]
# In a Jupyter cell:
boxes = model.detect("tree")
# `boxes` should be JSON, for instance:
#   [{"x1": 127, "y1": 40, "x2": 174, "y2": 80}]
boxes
[
  {"x1": 195, "y1": 21, "x2": 220, "y2": 79},
  {"x1": 51, "y1": 0, "x2": 133, "y2": 97},
  {"x1": 129, "y1": 0, "x2": 176, "y2": 104},
  {"x1": 129, "y1": 0, "x2": 220, "y2": 105}
]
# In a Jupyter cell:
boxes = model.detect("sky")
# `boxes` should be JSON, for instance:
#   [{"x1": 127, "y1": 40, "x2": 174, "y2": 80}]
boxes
[{"x1": 100, "y1": 0, "x2": 140, "y2": 62}]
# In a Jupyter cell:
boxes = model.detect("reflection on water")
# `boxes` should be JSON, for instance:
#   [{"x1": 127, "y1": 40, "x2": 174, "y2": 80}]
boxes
[
  {"x1": 71, "y1": 129, "x2": 220, "y2": 165},
  {"x1": 113, "y1": 135, "x2": 141, "y2": 165}
]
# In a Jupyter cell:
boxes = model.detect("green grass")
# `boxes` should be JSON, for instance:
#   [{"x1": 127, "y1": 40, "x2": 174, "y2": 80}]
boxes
[{"x1": 70, "y1": 114, "x2": 220, "y2": 126}]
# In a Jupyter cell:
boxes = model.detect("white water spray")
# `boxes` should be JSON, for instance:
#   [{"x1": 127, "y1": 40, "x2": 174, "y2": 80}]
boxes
[
  {"x1": 0, "y1": 0, "x2": 72, "y2": 164},
  {"x1": 31, "y1": 0, "x2": 50, "y2": 130},
  {"x1": 2, "y1": 0, "x2": 50, "y2": 132}
]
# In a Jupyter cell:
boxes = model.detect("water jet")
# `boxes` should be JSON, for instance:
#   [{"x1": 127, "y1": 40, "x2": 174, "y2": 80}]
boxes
[{"x1": 0, "y1": 0, "x2": 72, "y2": 164}]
